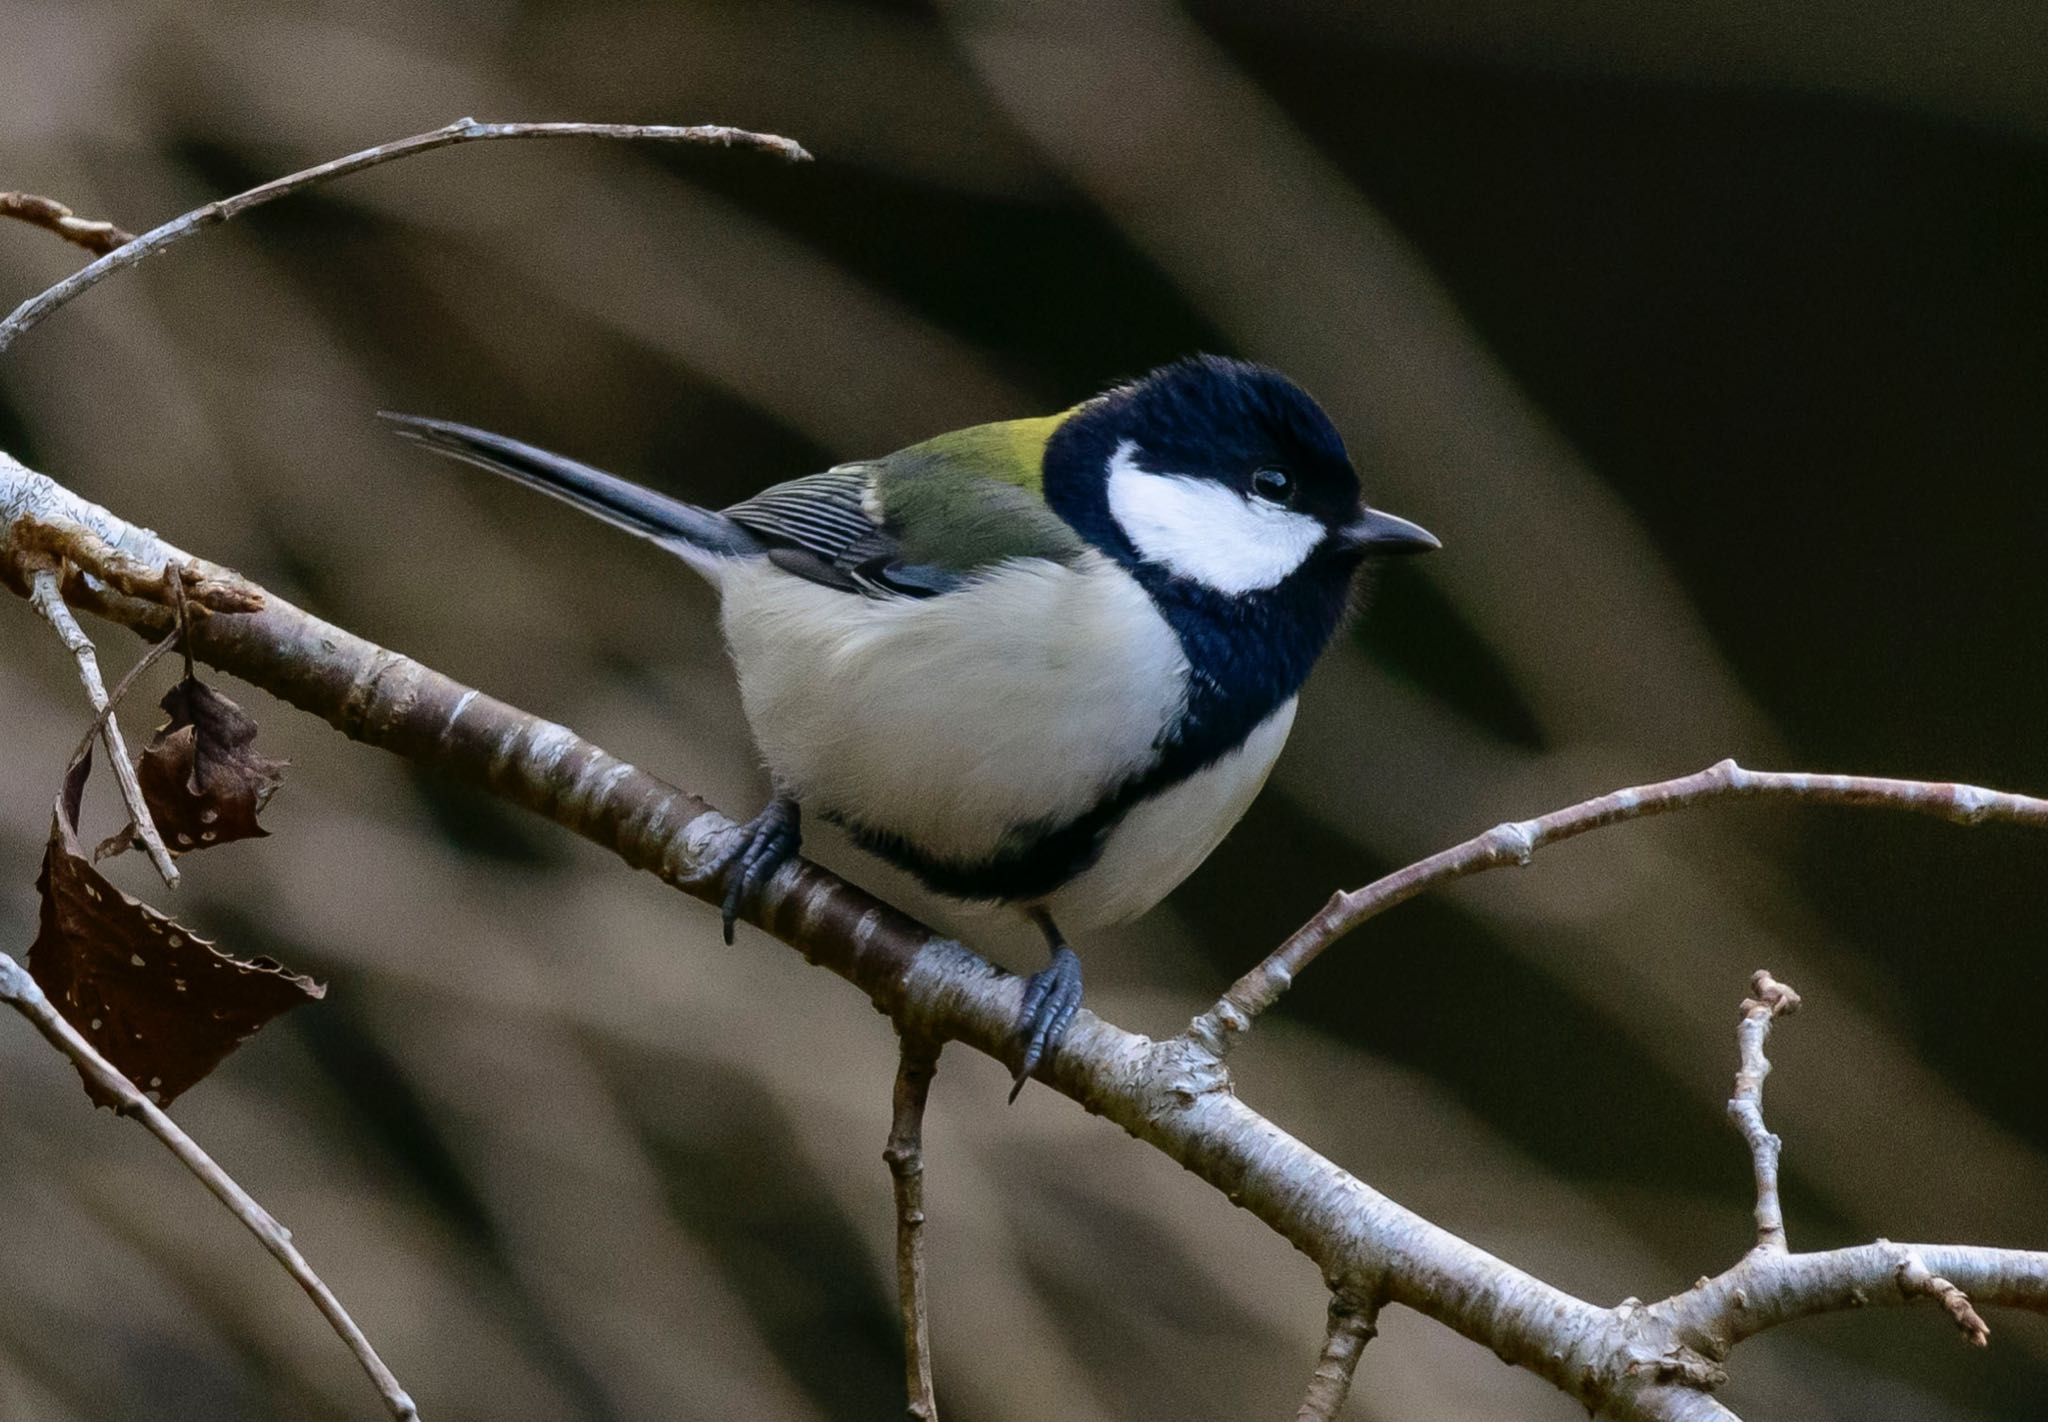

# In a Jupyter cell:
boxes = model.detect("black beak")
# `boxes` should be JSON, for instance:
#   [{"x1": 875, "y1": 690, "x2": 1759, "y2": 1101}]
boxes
[{"x1": 1337, "y1": 506, "x2": 1441, "y2": 557}]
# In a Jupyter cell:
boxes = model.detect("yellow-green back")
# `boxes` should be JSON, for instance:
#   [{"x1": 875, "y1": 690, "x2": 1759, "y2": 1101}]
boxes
[{"x1": 870, "y1": 411, "x2": 1085, "y2": 570}]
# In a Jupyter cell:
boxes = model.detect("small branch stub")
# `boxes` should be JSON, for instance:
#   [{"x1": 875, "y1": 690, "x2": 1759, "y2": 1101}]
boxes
[
  {"x1": 1296, "y1": 1291, "x2": 1379, "y2": 1421},
  {"x1": 1890, "y1": 1243, "x2": 1991, "y2": 1347}
]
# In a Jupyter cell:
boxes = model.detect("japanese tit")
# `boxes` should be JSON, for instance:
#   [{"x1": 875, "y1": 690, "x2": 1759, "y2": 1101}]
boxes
[{"x1": 384, "y1": 355, "x2": 1437, "y2": 1093}]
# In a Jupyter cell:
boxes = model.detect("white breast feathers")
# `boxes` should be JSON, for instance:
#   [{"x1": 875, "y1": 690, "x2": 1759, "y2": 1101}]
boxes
[
  {"x1": 1043, "y1": 697, "x2": 1297, "y2": 929},
  {"x1": 718, "y1": 552, "x2": 1191, "y2": 872}
]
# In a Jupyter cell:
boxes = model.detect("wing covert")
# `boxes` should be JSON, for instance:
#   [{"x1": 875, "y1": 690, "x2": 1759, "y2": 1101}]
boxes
[{"x1": 723, "y1": 413, "x2": 1087, "y2": 598}]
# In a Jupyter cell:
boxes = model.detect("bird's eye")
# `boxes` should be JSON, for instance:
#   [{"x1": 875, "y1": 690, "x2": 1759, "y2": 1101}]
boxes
[{"x1": 1251, "y1": 467, "x2": 1294, "y2": 504}]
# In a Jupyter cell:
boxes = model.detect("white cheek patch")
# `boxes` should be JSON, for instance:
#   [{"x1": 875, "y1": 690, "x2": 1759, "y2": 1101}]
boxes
[{"x1": 1105, "y1": 440, "x2": 1326, "y2": 594}]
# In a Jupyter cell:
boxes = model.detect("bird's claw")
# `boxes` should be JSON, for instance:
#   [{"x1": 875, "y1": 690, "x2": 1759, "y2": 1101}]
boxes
[
  {"x1": 703, "y1": 798, "x2": 801, "y2": 944},
  {"x1": 1009, "y1": 945, "x2": 1083, "y2": 1102}
]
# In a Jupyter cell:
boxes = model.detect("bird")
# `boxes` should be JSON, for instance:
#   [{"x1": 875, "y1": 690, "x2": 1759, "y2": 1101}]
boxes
[{"x1": 383, "y1": 355, "x2": 1438, "y2": 1095}]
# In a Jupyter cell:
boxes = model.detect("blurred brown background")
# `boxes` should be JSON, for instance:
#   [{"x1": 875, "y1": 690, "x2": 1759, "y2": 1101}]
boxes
[{"x1": 3, "y1": 2, "x2": 2046, "y2": 1418}]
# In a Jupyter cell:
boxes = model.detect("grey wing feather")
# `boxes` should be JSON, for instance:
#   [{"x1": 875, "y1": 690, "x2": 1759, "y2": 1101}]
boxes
[
  {"x1": 724, "y1": 467, "x2": 876, "y2": 561},
  {"x1": 727, "y1": 466, "x2": 964, "y2": 598}
]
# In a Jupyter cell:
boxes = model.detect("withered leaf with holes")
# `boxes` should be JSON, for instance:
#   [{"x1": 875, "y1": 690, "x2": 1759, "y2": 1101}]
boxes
[
  {"x1": 121, "y1": 674, "x2": 288, "y2": 857},
  {"x1": 31, "y1": 751, "x2": 323, "y2": 1109}
]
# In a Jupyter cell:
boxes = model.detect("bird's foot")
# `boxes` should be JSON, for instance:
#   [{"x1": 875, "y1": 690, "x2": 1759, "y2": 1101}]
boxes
[
  {"x1": 1009, "y1": 942, "x2": 1084, "y2": 1102},
  {"x1": 702, "y1": 797, "x2": 801, "y2": 944}
]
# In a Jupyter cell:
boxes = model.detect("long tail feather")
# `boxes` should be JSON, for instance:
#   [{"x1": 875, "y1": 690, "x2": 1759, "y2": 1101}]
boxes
[{"x1": 379, "y1": 413, "x2": 761, "y2": 567}]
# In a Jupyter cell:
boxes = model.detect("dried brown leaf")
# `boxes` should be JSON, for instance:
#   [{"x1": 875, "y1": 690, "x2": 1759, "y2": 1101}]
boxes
[
  {"x1": 31, "y1": 753, "x2": 322, "y2": 1109},
  {"x1": 113, "y1": 675, "x2": 288, "y2": 856}
]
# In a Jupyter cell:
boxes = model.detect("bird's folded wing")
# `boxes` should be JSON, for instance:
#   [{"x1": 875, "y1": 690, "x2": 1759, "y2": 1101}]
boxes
[{"x1": 724, "y1": 415, "x2": 1087, "y2": 598}]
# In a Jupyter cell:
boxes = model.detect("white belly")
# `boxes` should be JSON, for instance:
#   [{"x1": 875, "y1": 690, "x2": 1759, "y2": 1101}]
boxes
[
  {"x1": 1043, "y1": 697, "x2": 1296, "y2": 928},
  {"x1": 718, "y1": 553, "x2": 1190, "y2": 868}
]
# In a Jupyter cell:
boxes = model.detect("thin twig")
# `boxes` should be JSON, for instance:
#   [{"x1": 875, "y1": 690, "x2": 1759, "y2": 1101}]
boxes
[
  {"x1": 0, "y1": 118, "x2": 808, "y2": 355},
  {"x1": 0, "y1": 953, "x2": 418, "y2": 1418},
  {"x1": 1202, "y1": 759, "x2": 2048, "y2": 1039},
  {"x1": 69, "y1": 621, "x2": 183, "y2": 782},
  {"x1": 90, "y1": 626, "x2": 183, "y2": 741},
  {"x1": 27, "y1": 569, "x2": 179, "y2": 886},
  {"x1": 885, "y1": 1035, "x2": 942, "y2": 1420},
  {"x1": 0, "y1": 193, "x2": 135, "y2": 255},
  {"x1": 1728, "y1": 971, "x2": 1800, "y2": 1253},
  {"x1": 1295, "y1": 1291, "x2": 1378, "y2": 1421},
  {"x1": 90, "y1": 602, "x2": 192, "y2": 862}
]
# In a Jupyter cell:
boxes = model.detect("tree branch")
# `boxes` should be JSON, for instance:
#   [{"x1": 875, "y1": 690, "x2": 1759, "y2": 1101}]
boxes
[
  {"x1": 24, "y1": 568, "x2": 180, "y2": 887},
  {"x1": 0, "y1": 448, "x2": 1619, "y2": 1399},
  {"x1": 7, "y1": 452, "x2": 2048, "y2": 1415},
  {"x1": 1201, "y1": 759, "x2": 2048, "y2": 1041},
  {"x1": 1295, "y1": 1291, "x2": 1378, "y2": 1421},
  {"x1": 0, "y1": 193, "x2": 135, "y2": 255},
  {"x1": 0, "y1": 952, "x2": 417, "y2": 1419},
  {"x1": 885, "y1": 1035, "x2": 942, "y2": 1420},
  {"x1": 0, "y1": 117, "x2": 809, "y2": 355},
  {"x1": 1728, "y1": 971, "x2": 1800, "y2": 1253}
]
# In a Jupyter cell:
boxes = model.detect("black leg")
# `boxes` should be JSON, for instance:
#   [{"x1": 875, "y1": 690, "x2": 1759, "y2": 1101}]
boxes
[
  {"x1": 1010, "y1": 910, "x2": 1084, "y2": 1102},
  {"x1": 701, "y1": 796, "x2": 801, "y2": 944}
]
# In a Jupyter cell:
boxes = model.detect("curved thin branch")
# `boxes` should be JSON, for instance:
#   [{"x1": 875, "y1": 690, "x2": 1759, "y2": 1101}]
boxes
[
  {"x1": 1676, "y1": 1240, "x2": 2038, "y2": 1349},
  {"x1": 0, "y1": 954, "x2": 417, "y2": 1419},
  {"x1": 0, "y1": 117, "x2": 809, "y2": 355},
  {"x1": 1205, "y1": 759, "x2": 2048, "y2": 1037}
]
